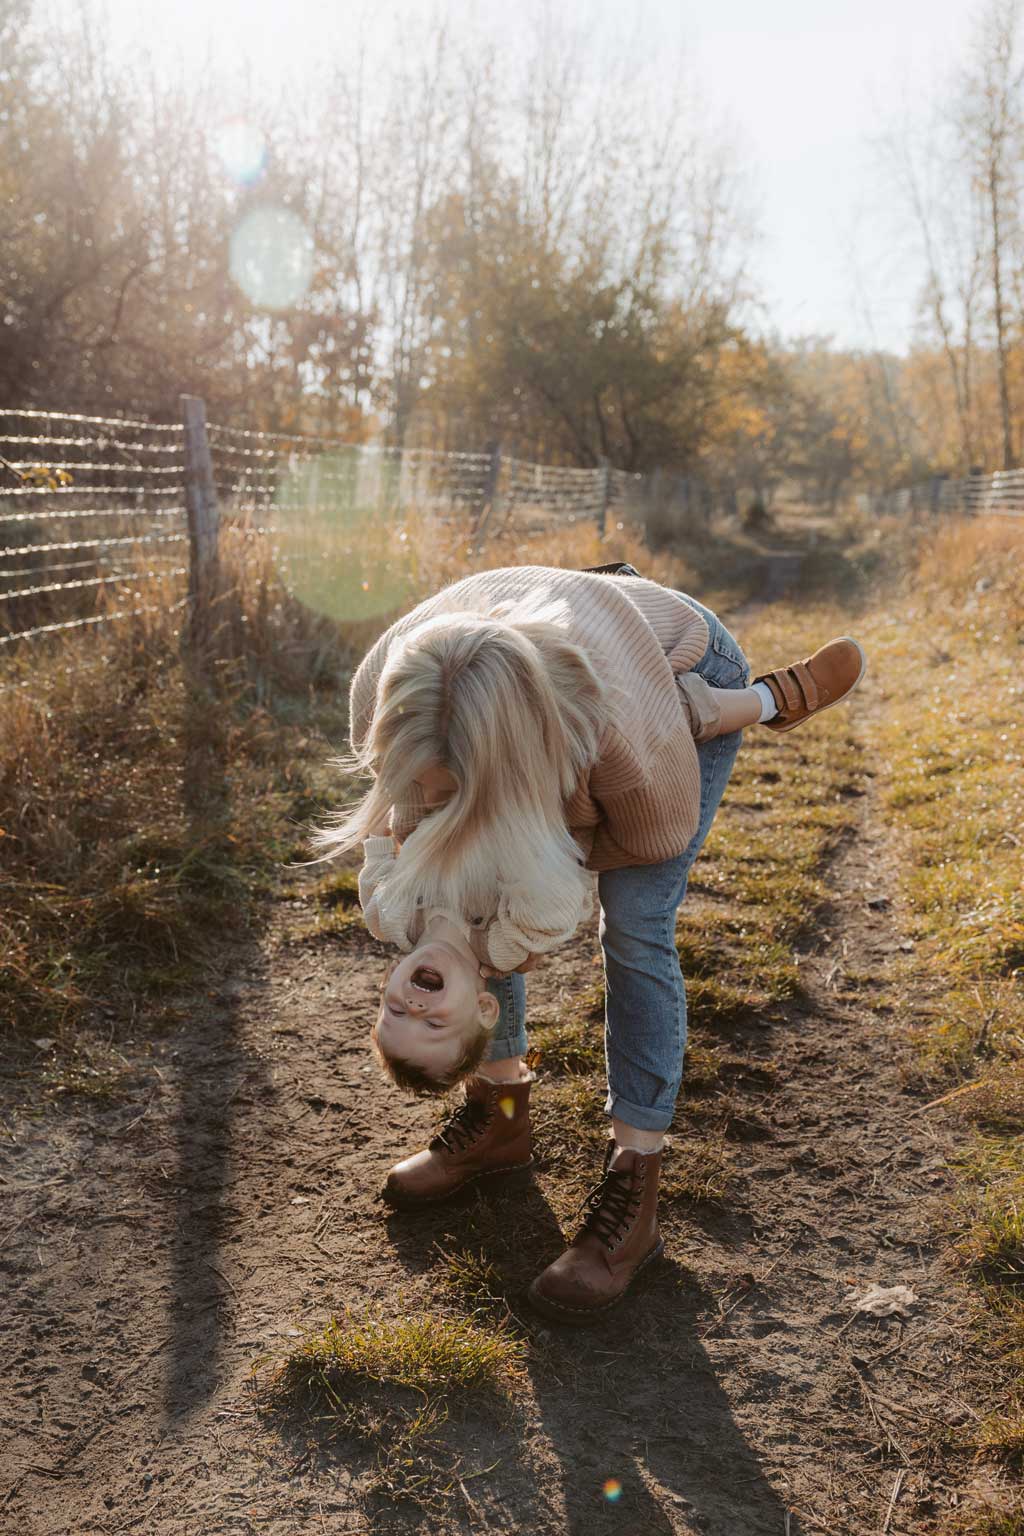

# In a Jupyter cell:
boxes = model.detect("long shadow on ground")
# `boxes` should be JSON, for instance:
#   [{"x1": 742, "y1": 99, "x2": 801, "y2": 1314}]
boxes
[
  {"x1": 161, "y1": 947, "x2": 272, "y2": 1423},
  {"x1": 385, "y1": 1181, "x2": 803, "y2": 1536}
]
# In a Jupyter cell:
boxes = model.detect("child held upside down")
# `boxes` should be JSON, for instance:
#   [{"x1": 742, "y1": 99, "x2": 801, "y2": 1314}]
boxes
[
  {"x1": 316, "y1": 562, "x2": 866, "y2": 1324},
  {"x1": 359, "y1": 627, "x2": 864, "y2": 1095}
]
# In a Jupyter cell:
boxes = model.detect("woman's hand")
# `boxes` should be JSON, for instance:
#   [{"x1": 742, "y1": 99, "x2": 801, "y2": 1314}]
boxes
[{"x1": 478, "y1": 952, "x2": 543, "y2": 980}]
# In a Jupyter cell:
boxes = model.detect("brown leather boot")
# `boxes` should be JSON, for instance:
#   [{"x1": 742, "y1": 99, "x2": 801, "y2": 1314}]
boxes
[
  {"x1": 527, "y1": 1141, "x2": 664, "y2": 1324},
  {"x1": 383, "y1": 1071, "x2": 534, "y2": 1209}
]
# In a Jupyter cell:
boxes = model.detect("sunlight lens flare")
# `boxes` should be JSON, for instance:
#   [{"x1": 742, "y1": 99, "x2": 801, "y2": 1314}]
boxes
[
  {"x1": 229, "y1": 206, "x2": 314, "y2": 311},
  {"x1": 602, "y1": 1478, "x2": 623, "y2": 1502},
  {"x1": 213, "y1": 117, "x2": 267, "y2": 185}
]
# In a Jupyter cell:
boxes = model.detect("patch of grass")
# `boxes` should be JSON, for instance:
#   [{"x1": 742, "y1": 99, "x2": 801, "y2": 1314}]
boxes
[
  {"x1": 526, "y1": 983, "x2": 604, "y2": 1074},
  {"x1": 952, "y1": 1188, "x2": 1024, "y2": 1287},
  {"x1": 977, "y1": 1405, "x2": 1024, "y2": 1469},
  {"x1": 260, "y1": 1305, "x2": 525, "y2": 1508},
  {"x1": 675, "y1": 607, "x2": 865, "y2": 1036},
  {"x1": 274, "y1": 1308, "x2": 525, "y2": 1397},
  {"x1": 681, "y1": 1040, "x2": 726, "y2": 1091},
  {"x1": 950, "y1": 1065, "x2": 1024, "y2": 1136},
  {"x1": 310, "y1": 867, "x2": 362, "y2": 908},
  {"x1": 867, "y1": 518, "x2": 1024, "y2": 1494},
  {"x1": 660, "y1": 1134, "x2": 734, "y2": 1205},
  {"x1": 434, "y1": 1246, "x2": 516, "y2": 1319},
  {"x1": 941, "y1": 1509, "x2": 1024, "y2": 1536}
]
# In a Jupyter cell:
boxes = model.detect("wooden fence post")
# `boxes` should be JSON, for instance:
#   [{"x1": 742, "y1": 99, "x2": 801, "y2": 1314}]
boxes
[
  {"x1": 598, "y1": 456, "x2": 611, "y2": 537},
  {"x1": 181, "y1": 394, "x2": 221, "y2": 660},
  {"x1": 180, "y1": 394, "x2": 227, "y2": 825},
  {"x1": 472, "y1": 440, "x2": 502, "y2": 549}
]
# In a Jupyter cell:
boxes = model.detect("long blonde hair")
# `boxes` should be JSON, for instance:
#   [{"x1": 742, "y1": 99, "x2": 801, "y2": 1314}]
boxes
[{"x1": 309, "y1": 594, "x2": 609, "y2": 925}]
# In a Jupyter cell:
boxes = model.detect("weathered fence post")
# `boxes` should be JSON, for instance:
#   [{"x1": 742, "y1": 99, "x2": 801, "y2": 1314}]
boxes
[
  {"x1": 472, "y1": 440, "x2": 502, "y2": 549},
  {"x1": 597, "y1": 456, "x2": 611, "y2": 537},
  {"x1": 180, "y1": 394, "x2": 227, "y2": 825},
  {"x1": 181, "y1": 395, "x2": 221, "y2": 660}
]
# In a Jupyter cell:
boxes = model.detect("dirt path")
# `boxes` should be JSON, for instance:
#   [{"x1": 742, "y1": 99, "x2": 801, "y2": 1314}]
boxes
[{"x1": 0, "y1": 607, "x2": 990, "y2": 1535}]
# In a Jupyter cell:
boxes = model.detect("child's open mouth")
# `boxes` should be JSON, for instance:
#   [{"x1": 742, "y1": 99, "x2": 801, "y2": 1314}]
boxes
[{"x1": 411, "y1": 965, "x2": 444, "y2": 992}]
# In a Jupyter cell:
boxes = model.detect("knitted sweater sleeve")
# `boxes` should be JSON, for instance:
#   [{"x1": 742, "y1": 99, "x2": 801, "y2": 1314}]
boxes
[
  {"x1": 357, "y1": 836, "x2": 415, "y2": 951},
  {"x1": 476, "y1": 874, "x2": 596, "y2": 972}
]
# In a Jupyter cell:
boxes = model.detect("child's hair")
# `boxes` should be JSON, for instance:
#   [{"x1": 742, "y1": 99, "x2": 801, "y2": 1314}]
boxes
[
  {"x1": 309, "y1": 593, "x2": 608, "y2": 931},
  {"x1": 369, "y1": 1014, "x2": 492, "y2": 1096}
]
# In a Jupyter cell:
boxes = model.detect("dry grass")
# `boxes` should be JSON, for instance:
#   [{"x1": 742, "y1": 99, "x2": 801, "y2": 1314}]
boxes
[
  {"x1": 0, "y1": 535, "x2": 351, "y2": 1054},
  {"x1": 866, "y1": 516, "x2": 1024, "y2": 1499}
]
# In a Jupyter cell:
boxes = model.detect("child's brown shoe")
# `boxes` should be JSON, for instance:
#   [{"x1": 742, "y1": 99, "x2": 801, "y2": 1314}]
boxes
[
  {"x1": 755, "y1": 637, "x2": 866, "y2": 733},
  {"x1": 383, "y1": 1071, "x2": 534, "y2": 1208}
]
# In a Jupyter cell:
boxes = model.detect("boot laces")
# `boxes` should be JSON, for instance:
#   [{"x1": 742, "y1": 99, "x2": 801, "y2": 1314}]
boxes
[
  {"x1": 432, "y1": 1096, "x2": 490, "y2": 1154},
  {"x1": 576, "y1": 1161, "x2": 642, "y2": 1250}
]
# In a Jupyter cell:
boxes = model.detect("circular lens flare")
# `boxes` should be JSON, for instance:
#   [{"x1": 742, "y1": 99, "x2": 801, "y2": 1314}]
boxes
[
  {"x1": 229, "y1": 205, "x2": 314, "y2": 311},
  {"x1": 213, "y1": 117, "x2": 267, "y2": 185},
  {"x1": 602, "y1": 1479, "x2": 623, "y2": 1503}
]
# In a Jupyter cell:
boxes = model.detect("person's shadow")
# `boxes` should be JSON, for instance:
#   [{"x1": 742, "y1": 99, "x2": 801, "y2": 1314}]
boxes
[{"x1": 384, "y1": 1176, "x2": 803, "y2": 1536}]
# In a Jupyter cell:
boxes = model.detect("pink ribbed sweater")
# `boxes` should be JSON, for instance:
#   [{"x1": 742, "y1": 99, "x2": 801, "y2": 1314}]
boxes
[{"x1": 348, "y1": 566, "x2": 711, "y2": 873}]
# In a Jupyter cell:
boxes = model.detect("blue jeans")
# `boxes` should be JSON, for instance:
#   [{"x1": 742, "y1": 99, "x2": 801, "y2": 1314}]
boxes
[{"x1": 483, "y1": 593, "x2": 750, "y2": 1133}]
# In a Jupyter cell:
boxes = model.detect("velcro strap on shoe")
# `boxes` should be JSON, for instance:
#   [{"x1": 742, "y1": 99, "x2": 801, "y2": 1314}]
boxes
[
  {"x1": 767, "y1": 667, "x2": 804, "y2": 714},
  {"x1": 791, "y1": 661, "x2": 819, "y2": 711}
]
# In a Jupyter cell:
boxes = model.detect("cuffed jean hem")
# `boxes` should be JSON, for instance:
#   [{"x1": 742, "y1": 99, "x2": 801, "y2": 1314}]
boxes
[
  {"x1": 484, "y1": 1029, "x2": 529, "y2": 1061},
  {"x1": 482, "y1": 971, "x2": 528, "y2": 1061},
  {"x1": 602, "y1": 1090, "x2": 676, "y2": 1134}
]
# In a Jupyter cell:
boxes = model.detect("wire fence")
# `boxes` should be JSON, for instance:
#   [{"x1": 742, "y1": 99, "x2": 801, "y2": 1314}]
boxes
[
  {"x1": 0, "y1": 402, "x2": 660, "y2": 652},
  {"x1": 0, "y1": 408, "x2": 191, "y2": 648},
  {"x1": 861, "y1": 470, "x2": 1024, "y2": 520},
  {"x1": 9, "y1": 396, "x2": 1019, "y2": 657}
]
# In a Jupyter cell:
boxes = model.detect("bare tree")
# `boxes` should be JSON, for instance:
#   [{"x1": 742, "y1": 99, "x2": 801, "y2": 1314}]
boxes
[{"x1": 959, "y1": 0, "x2": 1024, "y2": 469}]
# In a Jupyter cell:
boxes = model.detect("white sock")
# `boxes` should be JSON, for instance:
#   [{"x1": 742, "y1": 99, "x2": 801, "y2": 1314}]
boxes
[
  {"x1": 611, "y1": 1136, "x2": 664, "y2": 1158},
  {"x1": 753, "y1": 680, "x2": 779, "y2": 722}
]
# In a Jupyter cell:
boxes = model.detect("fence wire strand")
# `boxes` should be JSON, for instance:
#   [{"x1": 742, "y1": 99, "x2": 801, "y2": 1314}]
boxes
[
  {"x1": 1, "y1": 408, "x2": 189, "y2": 645},
  {"x1": 5, "y1": 399, "x2": 1021, "y2": 656}
]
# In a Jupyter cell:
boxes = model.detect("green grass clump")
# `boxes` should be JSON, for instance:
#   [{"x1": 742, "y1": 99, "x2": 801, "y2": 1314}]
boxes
[
  {"x1": 434, "y1": 1246, "x2": 516, "y2": 1319},
  {"x1": 952, "y1": 1188, "x2": 1024, "y2": 1286},
  {"x1": 262, "y1": 1305, "x2": 525, "y2": 1508},
  {"x1": 276, "y1": 1308, "x2": 525, "y2": 1398},
  {"x1": 941, "y1": 1512, "x2": 1024, "y2": 1536}
]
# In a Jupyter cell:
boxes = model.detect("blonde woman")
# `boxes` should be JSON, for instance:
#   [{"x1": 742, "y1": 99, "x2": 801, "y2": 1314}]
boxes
[{"x1": 316, "y1": 562, "x2": 864, "y2": 1323}]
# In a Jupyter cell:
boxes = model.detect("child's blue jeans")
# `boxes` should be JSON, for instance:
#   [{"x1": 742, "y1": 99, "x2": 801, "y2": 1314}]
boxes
[{"x1": 482, "y1": 593, "x2": 749, "y2": 1133}]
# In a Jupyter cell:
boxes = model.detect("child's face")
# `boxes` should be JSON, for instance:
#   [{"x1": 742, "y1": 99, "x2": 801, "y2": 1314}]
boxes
[{"x1": 376, "y1": 939, "x2": 496, "y2": 1078}]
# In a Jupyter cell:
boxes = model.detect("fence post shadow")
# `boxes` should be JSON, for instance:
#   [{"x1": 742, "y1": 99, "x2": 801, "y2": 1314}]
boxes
[{"x1": 164, "y1": 392, "x2": 237, "y2": 1421}]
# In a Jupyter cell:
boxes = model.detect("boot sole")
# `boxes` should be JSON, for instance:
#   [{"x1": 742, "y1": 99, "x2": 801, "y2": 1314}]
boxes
[
  {"x1": 763, "y1": 637, "x2": 867, "y2": 733},
  {"x1": 525, "y1": 1239, "x2": 666, "y2": 1326},
  {"x1": 382, "y1": 1158, "x2": 535, "y2": 1211}
]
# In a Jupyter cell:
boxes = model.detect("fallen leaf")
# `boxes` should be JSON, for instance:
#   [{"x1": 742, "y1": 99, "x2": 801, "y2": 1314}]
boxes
[{"x1": 848, "y1": 1282, "x2": 918, "y2": 1317}]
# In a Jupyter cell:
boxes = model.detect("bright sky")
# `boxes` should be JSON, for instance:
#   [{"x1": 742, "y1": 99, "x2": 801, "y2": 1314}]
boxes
[{"x1": 65, "y1": 0, "x2": 982, "y2": 354}]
